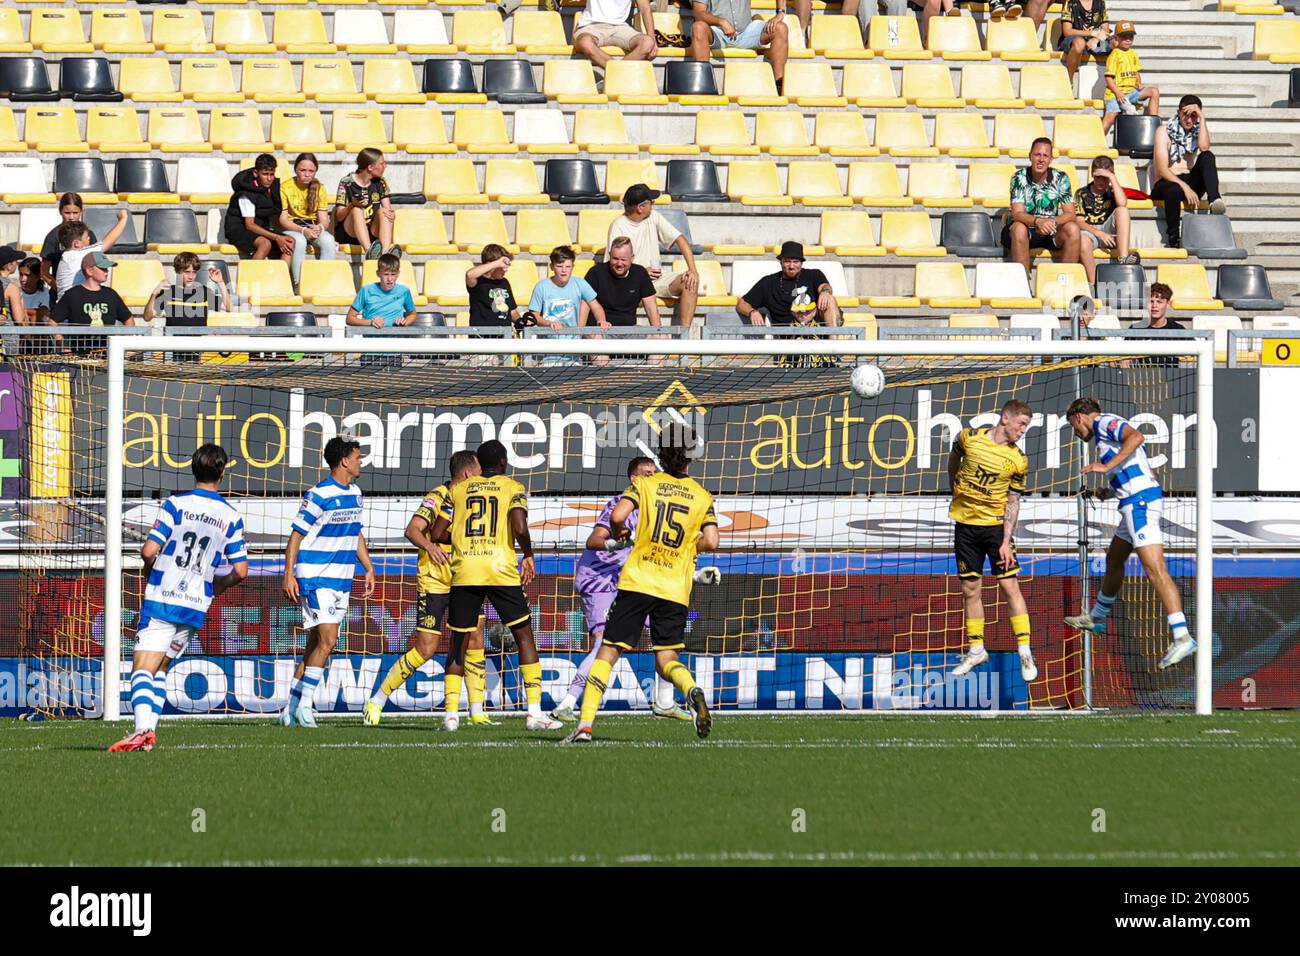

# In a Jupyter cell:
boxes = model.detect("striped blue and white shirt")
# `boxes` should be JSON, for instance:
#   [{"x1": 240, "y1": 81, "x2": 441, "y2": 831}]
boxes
[
  {"x1": 1094, "y1": 413, "x2": 1162, "y2": 504},
  {"x1": 291, "y1": 477, "x2": 364, "y2": 593},
  {"x1": 140, "y1": 488, "x2": 247, "y2": 630}
]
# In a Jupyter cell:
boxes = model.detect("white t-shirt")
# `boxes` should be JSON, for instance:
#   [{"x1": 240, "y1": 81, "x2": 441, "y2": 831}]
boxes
[
  {"x1": 578, "y1": 0, "x2": 634, "y2": 29},
  {"x1": 607, "y1": 211, "x2": 682, "y2": 273},
  {"x1": 56, "y1": 243, "x2": 106, "y2": 297}
]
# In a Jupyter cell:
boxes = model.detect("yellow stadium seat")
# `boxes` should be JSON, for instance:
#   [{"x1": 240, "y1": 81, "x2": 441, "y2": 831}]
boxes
[
  {"x1": 573, "y1": 109, "x2": 638, "y2": 154},
  {"x1": 423, "y1": 259, "x2": 474, "y2": 307},
  {"x1": 867, "y1": 14, "x2": 929, "y2": 59},
  {"x1": 842, "y1": 62, "x2": 905, "y2": 107},
  {"x1": 208, "y1": 107, "x2": 271, "y2": 152},
  {"x1": 91, "y1": 8, "x2": 154, "y2": 53},
  {"x1": 847, "y1": 161, "x2": 911, "y2": 206},
  {"x1": 543, "y1": 60, "x2": 607, "y2": 104},
  {"x1": 874, "y1": 113, "x2": 938, "y2": 157},
  {"x1": 819, "y1": 210, "x2": 884, "y2": 256},
  {"x1": 723, "y1": 61, "x2": 788, "y2": 106},
  {"x1": 1157, "y1": 264, "x2": 1224, "y2": 310},
  {"x1": 504, "y1": 259, "x2": 539, "y2": 305},
  {"x1": 926, "y1": 15, "x2": 989, "y2": 60},
  {"x1": 272, "y1": 10, "x2": 335, "y2": 54},
  {"x1": 967, "y1": 162, "x2": 1016, "y2": 207},
  {"x1": 1052, "y1": 114, "x2": 1117, "y2": 158},
  {"x1": 360, "y1": 260, "x2": 426, "y2": 306},
  {"x1": 1252, "y1": 19, "x2": 1300, "y2": 62},
  {"x1": 484, "y1": 158, "x2": 547, "y2": 203},
  {"x1": 454, "y1": 210, "x2": 513, "y2": 254},
  {"x1": 755, "y1": 112, "x2": 818, "y2": 156},
  {"x1": 0, "y1": 9, "x2": 33, "y2": 53},
  {"x1": 933, "y1": 113, "x2": 998, "y2": 158},
  {"x1": 0, "y1": 108, "x2": 26, "y2": 151},
  {"x1": 814, "y1": 112, "x2": 879, "y2": 157},
  {"x1": 422, "y1": 158, "x2": 487, "y2": 203},
  {"x1": 916, "y1": 262, "x2": 980, "y2": 308},
  {"x1": 242, "y1": 59, "x2": 305, "y2": 103},
  {"x1": 392, "y1": 208, "x2": 456, "y2": 255},
  {"x1": 993, "y1": 113, "x2": 1048, "y2": 157},
  {"x1": 901, "y1": 63, "x2": 965, "y2": 107},
  {"x1": 393, "y1": 108, "x2": 454, "y2": 153},
  {"x1": 577, "y1": 208, "x2": 622, "y2": 253},
  {"x1": 85, "y1": 106, "x2": 148, "y2": 152},
  {"x1": 1020, "y1": 64, "x2": 1083, "y2": 109},
  {"x1": 906, "y1": 161, "x2": 972, "y2": 207},
  {"x1": 302, "y1": 60, "x2": 365, "y2": 104},
  {"x1": 880, "y1": 211, "x2": 944, "y2": 255},
  {"x1": 120, "y1": 59, "x2": 182, "y2": 103},
  {"x1": 696, "y1": 111, "x2": 757, "y2": 156},
  {"x1": 514, "y1": 11, "x2": 570, "y2": 54},
  {"x1": 110, "y1": 260, "x2": 166, "y2": 309},
  {"x1": 25, "y1": 107, "x2": 87, "y2": 152},
  {"x1": 236, "y1": 260, "x2": 303, "y2": 307},
  {"x1": 681, "y1": 260, "x2": 733, "y2": 306},
  {"x1": 298, "y1": 260, "x2": 356, "y2": 306},
  {"x1": 809, "y1": 15, "x2": 872, "y2": 58},
  {"x1": 30, "y1": 8, "x2": 92, "y2": 53},
  {"x1": 960, "y1": 63, "x2": 1024, "y2": 108},
  {"x1": 784, "y1": 61, "x2": 847, "y2": 107},
  {"x1": 181, "y1": 59, "x2": 243, "y2": 103},
  {"x1": 787, "y1": 161, "x2": 851, "y2": 206},
  {"x1": 212, "y1": 10, "x2": 275, "y2": 54},
  {"x1": 1035, "y1": 263, "x2": 1090, "y2": 309},
  {"x1": 1113, "y1": 163, "x2": 1152, "y2": 209},
  {"x1": 841, "y1": 312, "x2": 879, "y2": 337},
  {"x1": 604, "y1": 157, "x2": 661, "y2": 201},
  {"x1": 949, "y1": 313, "x2": 999, "y2": 329},
  {"x1": 363, "y1": 60, "x2": 426, "y2": 104},
  {"x1": 271, "y1": 108, "x2": 331, "y2": 152},
  {"x1": 605, "y1": 60, "x2": 668, "y2": 105},
  {"x1": 515, "y1": 209, "x2": 573, "y2": 255},
  {"x1": 987, "y1": 18, "x2": 1049, "y2": 60},
  {"x1": 766, "y1": 13, "x2": 811, "y2": 59},
  {"x1": 452, "y1": 109, "x2": 516, "y2": 153},
  {"x1": 726, "y1": 160, "x2": 790, "y2": 205},
  {"x1": 452, "y1": 10, "x2": 515, "y2": 53},
  {"x1": 151, "y1": 8, "x2": 212, "y2": 53},
  {"x1": 330, "y1": 108, "x2": 392, "y2": 152},
  {"x1": 147, "y1": 107, "x2": 209, "y2": 153}
]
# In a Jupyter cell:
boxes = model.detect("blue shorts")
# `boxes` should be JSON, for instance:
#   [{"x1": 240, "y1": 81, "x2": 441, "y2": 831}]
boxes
[
  {"x1": 710, "y1": 18, "x2": 767, "y2": 50},
  {"x1": 1104, "y1": 88, "x2": 1144, "y2": 113},
  {"x1": 1057, "y1": 34, "x2": 1111, "y2": 54}
]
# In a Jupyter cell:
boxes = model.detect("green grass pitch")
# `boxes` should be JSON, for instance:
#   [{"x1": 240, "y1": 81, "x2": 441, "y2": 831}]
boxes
[{"x1": 2, "y1": 712, "x2": 1296, "y2": 866}]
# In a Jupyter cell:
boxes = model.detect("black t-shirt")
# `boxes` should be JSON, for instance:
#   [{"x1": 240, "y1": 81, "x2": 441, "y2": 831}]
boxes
[
  {"x1": 1130, "y1": 318, "x2": 1186, "y2": 366},
  {"x1": 467, "y1": 276, "x2": 517, "y2": 327},
  {"x1": 153, "y1": 282, "x2": 218, "y2": 327},
  {"x1": 743, "y1": 268, "x2": 831, "y2": 325},
  {"x1": 41, "y1": 225, "x2": 97, "y2": 302},
  {"x1": 586, "y1": 262, "x2": 655, "y2": 327},
  {"x1": 52, "y1": 284, "x2": 132, "y2": 327}
]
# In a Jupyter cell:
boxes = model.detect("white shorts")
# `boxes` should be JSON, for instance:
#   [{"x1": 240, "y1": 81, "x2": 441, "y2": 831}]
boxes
[
  {"x1": 300, "y1": 587, "x2": 350, "y2": 630},
  {"x1": 134, "y1": 617, "x2": 196, "y2": 660},
  {"x1": 1115, "y1": 497, "x2": 1163, "y2": 550}
]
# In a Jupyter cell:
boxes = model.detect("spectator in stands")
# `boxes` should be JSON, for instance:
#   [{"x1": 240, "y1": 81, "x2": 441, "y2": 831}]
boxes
[
  {"x1": 347, "y1": 254, "x2": 416, "y2": 329},
  {"x1": 1076, "y1": 156, "x2": 1138, "y2": 289},
  {"x1": 586, "y1": 236, "x2": 661, "y2": 330},
  {"x1": 737, "y1": 241, "x2": 841, "y2": 327},
  {"x1": 335, "y1": 148, "x2": 399, "y2": 261},
  {"x1": 55, "y1": 211, "x2": 129, "y2": 298},
  {"x1": 1101, "y1": 21, "x2": 1159, "y2": 135},
  {"x1": 465, "y1": 244, "x2": 523, "y2": 328},
  {"x1": 1128, "y1": 281, "x2": 1184, "y2": 366},
  {"x1": 1151, "y1": 95, "x2": 1225, "y2": 250},
  {"x1": 607, "y1": 184, "x2": 699, "y2": 325},
  {"x1": 1067, "y1": 294, "x2": 1096, "y2": 331},
  {"x1": 279, "y1": 153, "x2": 338, "y2": 287},
  {"x1": 1058, "y1": 0, "x2": 1110, "y2": 80},
  {"x1": 52, "y1": 252, "x2": 136, "y2": 345},
  {"x1": 1002, "y1": 137, "x2": 1082, "y2": 281},
  {"x1": 223, "y1": 154, "x2": 292, "y2": 262},
  {"x1": 573, "y1": 0, "x2": 657, "y2": 73},
  {"x1": 989, "y1": 1, "x2": 1026, "y2": 20},
  {"x1": 527, "y1": 245, "x2": 604, "y2": 342},
  {"x1": 40, "y1": 193, "x2": 95, "y2": 299},
  {"x1": 144, "y1": 253, "x2": 232, "y2": 329},
  {"x1": 1, "y1": 246, "x2": 29, "y2": 326},
  {"x1": 18, "y1": 257, "x2": 49, "y2": 322},
  {"x1": 690, "y1": 0, "x2": 789, "y2": 94}
]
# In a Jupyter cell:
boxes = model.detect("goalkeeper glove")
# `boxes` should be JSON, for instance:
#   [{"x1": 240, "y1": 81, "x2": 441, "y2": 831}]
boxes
[
  {"x1": 693, "y1": 566, "x2": 722, "y2": 585},
  {"x1": 603, "y1": 536, "x2": 633, "y2": 551}
]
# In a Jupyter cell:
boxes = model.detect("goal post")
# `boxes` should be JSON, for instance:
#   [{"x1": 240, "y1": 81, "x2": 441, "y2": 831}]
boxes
[{"x1": 93, "y1": 334, "x2": 1213, "y2": 720}]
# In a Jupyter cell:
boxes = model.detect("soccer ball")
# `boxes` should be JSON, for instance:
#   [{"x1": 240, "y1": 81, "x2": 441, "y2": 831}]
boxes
[{"x1": 850, "y1": 363, "x2": 886, "y2": 399}]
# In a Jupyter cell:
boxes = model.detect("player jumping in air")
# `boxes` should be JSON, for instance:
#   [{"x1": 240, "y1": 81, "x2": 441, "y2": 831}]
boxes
[
  {"x1": 563, "y1": 431, "x2": 722, "y2": 744},
  {"x1": 552, "y1": 455, "x2": 693, "y2": 723},
  {"x1": 110, "y1": 444, "x2": 248, "y2": 752},
  {"x1": 1063, "y1": 398, "x2": 1197, "y2": 670},
  {"x1": 363, "y1": 450, "x2": 495, "y2": 729},
  {"x1": 949, "y1": 399, "x2": 1039, "y2": 682},
  {"x1": 281, "y1": 435, "x2": 376, "y2": 728},
  {"x1": 428, "y1": 439, "x2": 564, "y2": 731}
]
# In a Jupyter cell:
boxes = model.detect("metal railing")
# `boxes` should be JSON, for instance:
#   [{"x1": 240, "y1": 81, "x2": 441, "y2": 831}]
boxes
[{"x1": 1226, "y1": 328, "x2": 1299, "y2": 368}]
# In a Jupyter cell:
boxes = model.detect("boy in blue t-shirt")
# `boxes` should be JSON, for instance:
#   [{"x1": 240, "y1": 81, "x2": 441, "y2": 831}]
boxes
[
  {"x1": 347, "y1": 254, "x2": 416, "y2": 329},
  {"x1": 527, "y1": 245, "x2": 604, "y2": 337}
]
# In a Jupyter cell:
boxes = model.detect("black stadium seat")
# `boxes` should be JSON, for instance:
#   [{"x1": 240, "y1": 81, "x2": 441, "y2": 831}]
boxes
[
  {"x1": 483, "y1": 59, "x2": 547, "y2": 105},
  {"x1": 1114, "y1": 114, "x2": 1160, "y2": 160},
  {"x1": 422, "y1": 59, "x2": 479, "y2": 97},
  {"x1": 663, "y1": 60, "x2": 719, "y2": 99},
  {"x1": 199, "y1": 258, "x2": 232, "y2": 287},
  {"x1": 1180, "y1": 214, "x2": 1248, "y2": 260},
  {"x1": 54, "y1": 157, "x2": 111, "y2": 196},
  {"x1": 266, "y1": 311, "x2": 318, "y2": 328},
  {"x1": 58, "y1": 58, "x2": 124, "y2": 103},
  {"x1": 1095, "y1": 262, "x2": 1145, "y2": 312},
  {"x1": 83, "y1": 206, "x2": 145, "y2": 255},
  {"x1": 1215, "y1": 264, "x2": 1283, "y2": 311},
  {"x1": 113, "y1": 158, "x2": 172, "y2": 197},
  {"x1": 664, "y1": 159, "x2": 728, "y2": 203},
  {"x1": 940, "y1": 211, "x2": 1002, "y2": 258},
  {"x1": 1290, "y1": 68, "x2": 1300, "y2": 108},
  {"x1": 544, "y1": 159, "x2": 607, "y2": 204},
  {"x1": 410, "y1": 311, "x2": 446, "y2": 328},
  {"x1": 144, "y1": 208, "x2": 204, "y2": 249},
  {"x1": 0, "y1": 57, "x2": 60, "y2": 102}
]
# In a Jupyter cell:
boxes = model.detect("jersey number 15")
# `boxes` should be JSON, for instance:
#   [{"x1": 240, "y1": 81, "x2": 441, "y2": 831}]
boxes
[{"x1": 649, "y1": 501, "x2": 689, "y2": 549}]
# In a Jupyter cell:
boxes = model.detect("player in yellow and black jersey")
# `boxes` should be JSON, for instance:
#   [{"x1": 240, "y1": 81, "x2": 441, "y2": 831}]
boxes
[
  {"x1": 428, "y1": 440, "x2": 563, "y2": 732},
  {"x1": 563, "y1": 431, "x2": 722, "y2": 744},
  {"x1": 948, "y1": 399, "x2": 1038, "y2": 683}
]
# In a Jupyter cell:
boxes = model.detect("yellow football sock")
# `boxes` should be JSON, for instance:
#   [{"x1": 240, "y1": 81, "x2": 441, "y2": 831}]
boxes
[
  {"x1": 1011, "y1": 613, "x2": 1031, "y2": 649},
  {"x1": 966, "y1": 618, "x2": 986, "y2": 650},
  {"x1": 579, "y1": 658, "x2": 613, "y2": 726},
  {"x1": 520, "y1": 661, "x2": 542, "y2": 708},
  {"x1": 444, "y1": 673, "x2": 462, "y2": 715},
  {"x1": 380, "y1": 647, "x2": 427, "y2": 697},
  {"x1": 662, "y1": 659, "x2": 696, "y2": 695},
  {"x1": 465, "y1": 647, "x2": 486, "y2": 705}
]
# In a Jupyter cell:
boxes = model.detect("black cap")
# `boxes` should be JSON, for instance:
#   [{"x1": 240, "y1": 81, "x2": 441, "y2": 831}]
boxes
[
  {"x1": 778, "y1": 241, "x2": 805, "y2": 261},
  {"x1": 0, "y1": 246, "x2": 24, "y2": 269},
  {"x1": 622, "y1": 183, "x2": 661, "y2": 207}
]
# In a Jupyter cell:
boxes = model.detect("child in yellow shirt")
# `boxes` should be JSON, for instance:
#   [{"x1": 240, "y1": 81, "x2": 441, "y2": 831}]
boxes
[{"x1": 1102, "y1": 21, "x2": 1160, "y2": 134}]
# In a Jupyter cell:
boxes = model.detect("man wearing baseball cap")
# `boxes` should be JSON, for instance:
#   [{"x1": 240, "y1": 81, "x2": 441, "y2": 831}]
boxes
[
  {"x1": 51, "y1": 251, "x2": 135, "y2": 351},
  {"x1": 0, "y1": 245, "x2": 30, "y2": 326},
  {"x1": 606, "y1": 184, "x2": 700, "y2": 325},
  {"x1": 1102, "y1": 20, "x2": 1160, "y2": 135},
  {"x1": 737, "y1": 241, "x2": 840, "y2": 328}
]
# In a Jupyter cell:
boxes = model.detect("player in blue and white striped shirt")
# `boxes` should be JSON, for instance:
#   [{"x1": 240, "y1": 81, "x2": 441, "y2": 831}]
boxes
[
  {"x1": 109, "y1": 444, "x2": 248, "y2": 753},
  {"x1": 1063, "y1": 398, "x2": 1196, "y2": 670},
  {"x1": 280, "y1": 435, "x2": 375, "y2": 727}
]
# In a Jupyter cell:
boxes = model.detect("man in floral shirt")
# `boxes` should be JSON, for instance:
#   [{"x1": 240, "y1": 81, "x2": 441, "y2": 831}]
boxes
[{"x1": 1000, "y1": 136, "x2": 1082, "y2": 280}]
